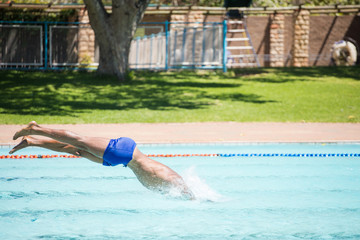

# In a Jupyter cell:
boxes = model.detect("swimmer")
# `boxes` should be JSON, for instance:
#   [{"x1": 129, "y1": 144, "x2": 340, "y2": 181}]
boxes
[{"x1": 10, "y1": 121, "x2": 195, "y2": 200}]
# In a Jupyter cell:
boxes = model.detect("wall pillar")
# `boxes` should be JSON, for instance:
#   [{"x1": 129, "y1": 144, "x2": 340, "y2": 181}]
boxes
[
  {"x1": 187, "y1": 11, "x2": 204, "y2": 26},
  {"x1": 292, "y1": 9, "x2": 310, "y2": 67},
  {"x1": 170, "y1": 11, "x2": 204, "y2": 29},
  {"x1": 170, "y1": 13, "x2": 186, "y2": 30},
  {"x1": 78, "y1": 8, "x2": 96, "y2": 65},
  {"x1": 270, "y1": 13, "x2": 285, "y2": 67}
]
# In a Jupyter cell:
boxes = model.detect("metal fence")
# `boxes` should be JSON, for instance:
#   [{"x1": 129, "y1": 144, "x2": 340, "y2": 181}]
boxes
[
  {"x1": 50, "y1": 25, "x2": 91, "y2": 67},
  {"x1": 0, "y1": 24, "x2": 43, "y2": 66},
  {"x1": 0, "y1": 20, "x2": 227, "y2": 71},
  {"x1": 129, "y1": 22, "x2": 225, "y2": 70},
  {"x1": 168, "y1": 23, "x2": 223, "y2": 69},
  {"x1": 0, "y1": 21, "x2": 98, "y2": 70}
]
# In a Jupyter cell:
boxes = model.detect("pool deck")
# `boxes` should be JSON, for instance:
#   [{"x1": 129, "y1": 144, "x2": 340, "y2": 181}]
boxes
[{"x1": 1, "y1": 122, "x2": 359, "y2": 145}]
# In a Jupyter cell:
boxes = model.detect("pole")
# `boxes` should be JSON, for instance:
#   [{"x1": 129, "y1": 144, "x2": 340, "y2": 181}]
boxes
[
  {"x1": 222, "y1": 20, "x2": 227, "y2": 73},
  {"x1": 44, "y1": 22, "x2": 48, "y2": 70},
  {"x1": 165, "y1": 21, "x2": 169, "y2": 71}
]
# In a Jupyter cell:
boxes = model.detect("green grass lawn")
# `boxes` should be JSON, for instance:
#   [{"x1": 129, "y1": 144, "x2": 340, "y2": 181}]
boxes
[{"x1": 0, "y1": 67, "x2": 359, "y2": 124}]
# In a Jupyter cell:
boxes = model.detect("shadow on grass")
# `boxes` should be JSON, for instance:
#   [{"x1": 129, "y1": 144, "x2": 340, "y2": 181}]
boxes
[
  {"x1": 2, "y1": 66, "x2": 358, "y2": 117},
  {"x1": 0, "y1": 70, "x2": 273, "y2": 117},
  {"x1": 205, "y1": 93, "x2": 276, "y2": 104},
  {"x1": 276, "y1": 66, "x2": 360, "y2": 80},
  {"x1": 225, "y1": 66, "x2": 360, "y2": 83}
]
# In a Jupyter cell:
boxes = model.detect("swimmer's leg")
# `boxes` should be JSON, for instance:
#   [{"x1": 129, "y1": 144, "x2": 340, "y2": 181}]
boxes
[
  {"x1": 13, "y1": 121, "x2": 109, "y2": 159},
  {"x1": 10, "y1": 136, "x2": 103, "y2": 164},
  {"x1": 9, "y1": 137, "x2": 30, "y2": 154}
]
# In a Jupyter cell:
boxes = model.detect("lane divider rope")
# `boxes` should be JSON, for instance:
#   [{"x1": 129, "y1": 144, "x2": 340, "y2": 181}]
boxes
[
  {"x1": 217, "y1": 153, "x2": 360, "y2": 157},
  {"x1": 1, "y1": 153, "x2": 360, "y2": 159}
]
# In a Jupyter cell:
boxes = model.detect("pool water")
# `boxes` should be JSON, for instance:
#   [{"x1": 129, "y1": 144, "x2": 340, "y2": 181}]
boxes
[{"x1": 1, "y1": 143, "x2": 360, "y2": 239}]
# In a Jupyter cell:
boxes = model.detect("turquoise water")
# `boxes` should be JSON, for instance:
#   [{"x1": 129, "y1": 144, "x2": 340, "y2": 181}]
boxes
[{"x1": 1, "y1": 143, "x2": 360, "y2": 239}]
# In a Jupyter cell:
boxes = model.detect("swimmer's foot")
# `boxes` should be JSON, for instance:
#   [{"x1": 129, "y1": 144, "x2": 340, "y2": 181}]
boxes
[
  {"x1": 9, "y1": 136, "x2": 31, "y2": 154},
  {"x1": 13, "y1": 121, "x2": 39, "y2": 140}
]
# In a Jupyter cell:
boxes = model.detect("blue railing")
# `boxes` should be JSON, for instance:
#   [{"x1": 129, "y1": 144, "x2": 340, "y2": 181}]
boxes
[
  {"x1": 0, "y1": 20, "x2": 97, "y2": 70},
  {"x1": 0, "y1": 20, "x2": 227, "y2": 72}
]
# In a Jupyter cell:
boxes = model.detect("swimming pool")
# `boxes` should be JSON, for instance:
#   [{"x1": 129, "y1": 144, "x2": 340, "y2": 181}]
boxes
[{"x1": 1, "y1": 143, "x2": 360, "y2": 239}]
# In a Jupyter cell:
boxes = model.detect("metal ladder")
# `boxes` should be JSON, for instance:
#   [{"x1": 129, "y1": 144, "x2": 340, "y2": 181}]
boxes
[{"x1": 226, "y1": 19, "x2": 260, "y2": 68}]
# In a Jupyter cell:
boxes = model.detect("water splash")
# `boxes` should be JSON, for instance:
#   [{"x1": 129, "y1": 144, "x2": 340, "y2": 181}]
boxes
[{"x1": 182, "y1": 166, "x2": 223, "y2": 202}]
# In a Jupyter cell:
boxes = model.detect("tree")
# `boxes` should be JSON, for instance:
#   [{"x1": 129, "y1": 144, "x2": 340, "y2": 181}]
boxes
[{"x1": 83, "y1": 0, "x2": 150, "y2": 81}]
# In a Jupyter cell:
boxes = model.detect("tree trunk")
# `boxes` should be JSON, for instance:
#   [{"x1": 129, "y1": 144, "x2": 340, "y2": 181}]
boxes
[{"x1": 83, "y1": 0, "x2": 150, "y2": 81}]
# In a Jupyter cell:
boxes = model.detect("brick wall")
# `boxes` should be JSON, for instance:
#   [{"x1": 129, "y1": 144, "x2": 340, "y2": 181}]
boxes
[
  {"x1": 270, "y1": 13, "x2": 285, "y2": 67},
  {"x1": 78, "y1": 8, "x2": 96, "y2": 65},
  {"x1": 309, "y1": 15, "x2": 360, "y2": 66},
  {"x1": 246, "y1": 16, "x2": 270, "y2": 66},
  {"x1": 292, "y1": 9, "x2": 310, "y2": 67},
  {"x1": 76, "y1": 8, "x2": 360, "y2": 67}
]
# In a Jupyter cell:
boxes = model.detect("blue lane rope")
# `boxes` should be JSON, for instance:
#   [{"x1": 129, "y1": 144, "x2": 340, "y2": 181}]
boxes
[
  {"x1": 1, "y1": 153, "x2": 360, "y2": 159},
  {"x1": 217, "y1": 153, "x2": 360, "y2": 157}
]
